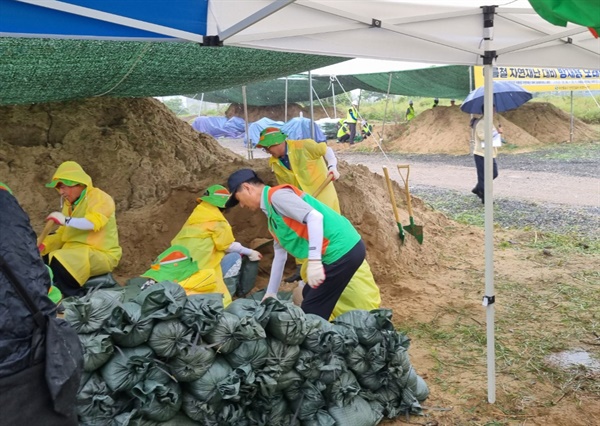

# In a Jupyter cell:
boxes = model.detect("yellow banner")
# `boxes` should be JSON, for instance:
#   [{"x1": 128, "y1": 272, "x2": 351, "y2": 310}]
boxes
[{"x1": 473, "y1": 66, "x2": 600, "y2": 92}]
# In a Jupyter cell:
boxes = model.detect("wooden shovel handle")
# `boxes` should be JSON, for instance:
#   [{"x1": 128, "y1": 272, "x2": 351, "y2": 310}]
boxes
[
  {"x1": 397, "y1": 164, "x2": 414, "y2": 217},
  {"x1": 312, "y1": 173, "x2": 334, "y2": 198},
  {"x1": 37, "y1": 220, "x2": 55, "y2": 247},
  {"x1": 382, "y1": 166, "x2": 401, "y2": 223}
]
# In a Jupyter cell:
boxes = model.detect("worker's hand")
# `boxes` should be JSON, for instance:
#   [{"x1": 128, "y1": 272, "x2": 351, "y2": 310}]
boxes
[
  {"x1": 247, "y1": 250, "x2": 263, "y2": 262},
  {"x1": 46, "y1": 211, "x2": 67, "y2": 226},
  {"x1": 262, "y1": 292, "x2": 278, "y2": 302},
  {"x1": 328, "y1": 166, "x2": 340, "y2": 181},
  {"x1": 306, "y1": 260, "x2": 325, "y2": 288}
]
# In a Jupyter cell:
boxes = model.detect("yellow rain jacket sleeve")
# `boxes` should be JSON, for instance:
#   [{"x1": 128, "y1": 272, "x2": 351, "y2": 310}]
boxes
[
  {"x1": 42, "y1": 162, "x2": 122, "y2": 285},
  {"x1": 170, "y1": 202, "x2": 233, "y2": 306},
  {"x1": 269, "y1": 139, "x2": 340, "y2": 213},
  {"x1": 301, "y1": 258, "x2": 381, "y2": 320}
]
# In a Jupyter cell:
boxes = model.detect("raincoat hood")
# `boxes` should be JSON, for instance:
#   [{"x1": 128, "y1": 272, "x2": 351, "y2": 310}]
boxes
[{"x1": 45, "y1": 161, "x2": 93, "y2": 188}]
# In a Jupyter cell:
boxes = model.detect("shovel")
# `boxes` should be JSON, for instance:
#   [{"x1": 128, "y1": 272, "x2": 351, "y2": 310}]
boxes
[
  {"x1": 397, "y1": 164, "x2": 423, "y2": 244},
  {"x1": 382, "y1": 166, "x2": 405, "y2": 244},
  {"x1": 37, "y1": 220, "x2": 56, "y2": 247}
]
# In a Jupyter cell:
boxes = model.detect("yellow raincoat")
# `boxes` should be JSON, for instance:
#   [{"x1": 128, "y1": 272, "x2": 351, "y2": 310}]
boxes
[
  {"x1": 170, "y1": 201, "x2": 233, "y2": 306},
  {"x1": 269, "y1": 139, "x2": 340, "y2": 213},
  {"x1": 42, "y1": 162, "x2": 122, "y2": 285}
]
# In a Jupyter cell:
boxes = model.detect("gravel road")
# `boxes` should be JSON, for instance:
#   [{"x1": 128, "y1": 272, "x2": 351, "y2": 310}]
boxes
[{"x1": 218, "y1": 139, "x2": 600, "y2": 241}]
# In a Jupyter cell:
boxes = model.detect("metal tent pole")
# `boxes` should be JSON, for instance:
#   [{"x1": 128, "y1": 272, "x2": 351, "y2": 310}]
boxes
[
  {"x1": 285, "y1": 77, "x2": 288, "y2": 122},
  {"x1": 331, "y1": 76, "x2": 337, "y2": 119},
  {"x1": 309, "y1": 70, "x2": 315, "y2": 140},
  {"x1": 570, "y1": 90, "x2": 574, "y2": 144},
  {"x1": 381, "y1": 72, "x2": 393, "y2": 145},
  {"x1": 482, "y1": 5, "x2": 496, "y2": 405},
  {"x1": 242, "y1": 86, "x2": 252, "y2": 160}
]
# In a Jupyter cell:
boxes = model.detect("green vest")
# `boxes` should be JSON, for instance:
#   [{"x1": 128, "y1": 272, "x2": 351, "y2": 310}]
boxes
[
  {"x1": 263, "y1": 185, "x2": 360, "y2": 264},
  {"x1": 406, "y1": 106, "x2": 415, "y2": 121},
  {"x1": 337, "y1": 124, "x2": 349, "y2": 138}
]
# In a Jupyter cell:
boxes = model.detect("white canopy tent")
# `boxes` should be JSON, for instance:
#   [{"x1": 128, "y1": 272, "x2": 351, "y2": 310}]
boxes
[{"x1": 3, "y1": 0, "x2": 600, "y2": 404}]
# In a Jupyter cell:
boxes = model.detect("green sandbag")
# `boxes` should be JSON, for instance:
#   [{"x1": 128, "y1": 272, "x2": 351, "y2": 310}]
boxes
[
  {"x1": 319, "y1": 353, "x2": 347, "y2": 385},
  {"x1": 236, "y1": 257, "x2": 259, "y2": 297},
  {"x1": 265, "y1": 299, "x2": 308, "y2": 346},
  {"x1": 253, "y1": 369, "x2": 279, "y2": 398},
  {"x1": 134, "y1": 281, "x2": 187, "y2": 320},
  {"x1": 274, "y1": 369, "x2": 303, "y2": 394},
  {"x1": 301, "y1": 409, "x2": 336, "y2": 426},
  {"x1": 79, "y1": 333, "x2": 114, "y2": 372},
  {"x1": 133, "y1": 413, "x2": 199, "y2": 426},
  {"x1": 387, "y1": 345, "x2": 411, "y2": 380},
  {"x1": 327, "y1": 371, "x2": 360, "y2": 407},
  {"x1": 231, "y1": 364, "x2": 258, "y2": 405},
  {"x1": 184, "y1": 357, "x2": 233, "y2": 407},
  {"x1": 182, "y1": 400, "x2": 248, "y2": 426},
  {"x1": 101, "y1": 345, "x2": 154, "y2": 392},
  {"x1": 328, "y1": 395, "x2": 383, "y2": 426},
  {"x1": 131, "y1": 377, "x2": 182, "y2": 422},
  {"x1": 181, "y1": 293, "x2": 224, "y2": 335},
  {"x1": 203, "y1": 312, "x2": 242, "y2": 354},
  {"x1": 64, "y1": 289, "x2": 124, "y2": 333},
  {"x1": 235, "y1": 316, "x2": 266, "y2": 341},
  {"x1": 83, "y1": 273, "x2": 118, "y2": 290},
  {"x1": 301, "y1": 314, "x2": 333, "y2": 354},
  {"x1": 168, "y1": 343, "x2": 216, "y2": 382},
  {"x1": 223, "y1": 276, "x2": 239, "y2": 298},
  {"x1": 295, "y1": 349, "x2": 323, "y2": 381},
  {"x1": 225, "y1": 298, "x2": 271, "y2": 327},
  {"x1": 332, "y1": 310, "x2": 385, "y2": 348},
  {"x1": 329, "y1": 323, "x2": 359, "y2": 355},
  {"x1": 247, "y1": 393, "x2": 299, "y2": 426},
  {"x1": 357, "y1": 366, "x2": 392, "y2": 392},
  {"x1": 286, "y1": 380, "x2": 326, "y2": 421},
  {"x1": 265, "y1": 338, "x2": 300, "y2": 374},
  {"x1": 105, "y1": 302, "x2": 154, "y2": 348},
  {"x1": 381, "y1": 329, "x2": 411, "y2": 354},
  {"x1": 345, "y1": 344, "x2": 369, "y2": 375},
  {"x1": 369, "y1": 386, "x2": 405, "y2": 419},
  {"x1": 225, "y1": 338, "x2": 269, "y2": 369},
  {"x1": 366, "y1": 342, "x2": 387, "y2": 372},
  {"x1": 77, "y1": 372, "x2": 125, "y2": 423},
  {"x1": 147, "y1": 319, "x2": 192, "y2": 358}
]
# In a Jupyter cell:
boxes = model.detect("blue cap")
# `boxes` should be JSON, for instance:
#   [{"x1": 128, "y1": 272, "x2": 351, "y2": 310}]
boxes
[{"x1": 225, "y1": 169, "x2": 259, "y2": 208}]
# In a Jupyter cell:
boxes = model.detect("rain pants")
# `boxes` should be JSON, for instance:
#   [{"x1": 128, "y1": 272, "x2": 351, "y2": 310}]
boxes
[
  {"x1": 41, "y1": 162, "x2": 121, "y2": 286},
  {"x1": 269, "y1": 139, "x2": 340, "y2": 213},
  {"x1": 170, "y1": 202, "x2": 233, "y2": 306}
]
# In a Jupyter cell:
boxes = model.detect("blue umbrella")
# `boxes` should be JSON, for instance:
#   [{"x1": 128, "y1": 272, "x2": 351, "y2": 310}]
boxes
[{"x1": 460, "y1": 81, "x2": 533, "y2": 114}]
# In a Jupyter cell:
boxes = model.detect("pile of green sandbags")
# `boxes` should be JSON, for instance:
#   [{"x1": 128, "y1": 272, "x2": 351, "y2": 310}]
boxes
[{"x1": 66, "y1": 282, "x2": 429, "y2": 426}]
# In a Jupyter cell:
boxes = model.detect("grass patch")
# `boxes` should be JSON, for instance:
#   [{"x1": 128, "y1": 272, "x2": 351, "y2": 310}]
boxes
[{"x1": 522, "y1": 231, "x2": 600, "y2": 255}]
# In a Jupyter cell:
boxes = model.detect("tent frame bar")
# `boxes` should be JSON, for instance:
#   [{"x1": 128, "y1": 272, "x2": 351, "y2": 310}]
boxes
[{"x1": 219, "y1": 0, "x2": 296, "y2": 41}]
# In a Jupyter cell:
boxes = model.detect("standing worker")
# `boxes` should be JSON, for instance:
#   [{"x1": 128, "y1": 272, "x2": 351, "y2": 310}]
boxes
[
  {"x1": 471, "y1": 106, "x2": 502, "y2": 204},
  {"x1": 406, "y1": 100, "x2": 415, "y2": 121},
  {"x1": 41, "y1": 161, "x2": 122, "y2": 298},
  {"x1": 257, "y1": 127, "x2": 341, "y2": 282},
  {"x1": 225, "y1": 169, "x2": 367, "y2": 320},
  {"x1": 141, "y1": 184, "x2": 261, "y2": 304},
  {"x1": 346, "y1": 100, "x2": 359, "y2": 145}
]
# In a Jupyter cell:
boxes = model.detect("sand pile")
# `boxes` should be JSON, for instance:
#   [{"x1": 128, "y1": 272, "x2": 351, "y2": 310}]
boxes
[
  {"x1": 0, "y1": 97, "x2": 465, "y2": 303},
  {"x1": 337, "y1": 102, "x2": 598, "y2": 155}
]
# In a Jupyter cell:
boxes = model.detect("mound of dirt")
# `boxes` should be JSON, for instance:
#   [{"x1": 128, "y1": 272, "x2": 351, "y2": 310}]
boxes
[
  {"x1": 226, "y1": 103, "x2": 337, "y2": 122},
  {"x1": 0, "y1": 97, "x2": 467, "y2": 299},
  {"x1": 334, "y1": 102, "x2": 598, "y2": 155}
]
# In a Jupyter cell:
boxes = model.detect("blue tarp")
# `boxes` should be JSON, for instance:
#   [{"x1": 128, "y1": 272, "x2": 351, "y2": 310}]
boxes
[
  {"x1": 245, "y1": 118, "x2": 284, "y2": 147},
  {"x1": 281, "y1": 117, "x2": 326, "y2": 142},
  {"x1": 245, "y1": 117, "x2": 326, "y2": 147},
  {"x1": 0, "y1": 0, "x2": 208, "y2": 40},
  {"x1": 192, "y1": 116, "x2": 245, "y2": 138}
]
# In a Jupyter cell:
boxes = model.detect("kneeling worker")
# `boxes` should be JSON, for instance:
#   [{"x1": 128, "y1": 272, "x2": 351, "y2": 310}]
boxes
[
  {"x1": 141, "y1": 185, "x2": 261, "y2": 306},
  {"x1": 225, "y1": 169, "x2": 368, "y2": 320},
  {"x1": 41, "y1": 161, "x2": 122, "y2": 297}
]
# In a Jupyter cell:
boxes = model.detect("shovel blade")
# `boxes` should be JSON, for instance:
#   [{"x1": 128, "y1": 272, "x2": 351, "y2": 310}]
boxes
[{"x1": 404, "y1": 218, "x2": 423, "y2": 244}]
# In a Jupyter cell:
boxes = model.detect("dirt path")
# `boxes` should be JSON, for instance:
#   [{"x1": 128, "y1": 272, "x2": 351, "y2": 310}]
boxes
[
  {"x1": 219, "y1": 139, "x2": 600, "y2": 208},
  {"x1": 351, "y1": 160, "x2": 599, "y2": 208}
]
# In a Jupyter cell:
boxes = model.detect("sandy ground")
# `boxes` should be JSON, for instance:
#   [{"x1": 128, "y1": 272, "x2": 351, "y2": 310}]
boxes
[{"x1": 219, "y1": 139, "x2": 600, "y2": 208}]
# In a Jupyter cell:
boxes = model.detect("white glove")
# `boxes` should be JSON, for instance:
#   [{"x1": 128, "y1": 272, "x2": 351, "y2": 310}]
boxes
[
  {"x1": 328, "y1": 167, "x2": 340, "y2": 181},
  {"x1": 46, "y1": 211, "x2": 67, "y2": 226},
  {"x1": 247, "y1": 250, "x2": 263, "y2": 262},
  {"x1": 262, "y1": 292, "x2": 278, "y2": 302},
  {"x1": 306, "y1": 260, "x2": 325, "y2": 288}
]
